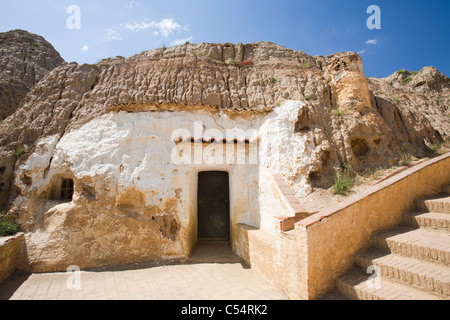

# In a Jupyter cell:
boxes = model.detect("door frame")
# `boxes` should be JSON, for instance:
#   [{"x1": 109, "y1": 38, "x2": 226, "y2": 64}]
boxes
[{"x1": 196, "y1": 170, "x2": 231, "y2": 242}]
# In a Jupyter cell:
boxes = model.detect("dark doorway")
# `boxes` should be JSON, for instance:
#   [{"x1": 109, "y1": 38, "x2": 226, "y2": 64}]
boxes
[{"x1": 197, "y1": 171, "x2": 230, "y2": 242}]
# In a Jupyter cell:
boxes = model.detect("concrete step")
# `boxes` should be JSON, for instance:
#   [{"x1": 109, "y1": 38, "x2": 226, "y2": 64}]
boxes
[
  {"x1": 355, "y1": 248, "x2": 450, "y2": 298},
  {"x1": 416, "y1": 195, "x2": 450, "y2": 213},
  {"x1": 371, "y1": 227, "x2": 450, "y2": 266},
  {"x1": 402, "y1": 211, "x2": 450, "y2": 232},
  {"x1": 336, "y1": 267, "x2": 443, "y2": 300}
]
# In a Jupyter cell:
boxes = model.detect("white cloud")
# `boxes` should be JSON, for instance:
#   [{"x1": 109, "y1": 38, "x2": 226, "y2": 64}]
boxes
[
  {"x1": 365, "y1": 39, "x2": 378, "y2": 45},
  {"x1": 106, "y1": 28, "x2": 122, "y2": 41},
  {"x1": 123, "y1": 18, "x2": 187, "y2": 37},
  {"x1": 80, "y1": 45, "x2": 89, "y2": 52},
  {"x1": 357, "y1": 49, "x2": 366, "y2": 55},
  {"x1": 170, "y1": 36, "x2": 193, "y2": 46}
]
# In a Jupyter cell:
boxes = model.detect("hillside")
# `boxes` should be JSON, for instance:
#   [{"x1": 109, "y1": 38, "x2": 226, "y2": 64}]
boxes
[{"x1": 0, "y1": 29, "x2": 64, "y2": 121}]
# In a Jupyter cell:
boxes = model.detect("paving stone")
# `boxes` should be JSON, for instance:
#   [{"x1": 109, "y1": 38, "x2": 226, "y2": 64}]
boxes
[{"x1": 0, "y1": 243, "x2": 286, "y2": 300}]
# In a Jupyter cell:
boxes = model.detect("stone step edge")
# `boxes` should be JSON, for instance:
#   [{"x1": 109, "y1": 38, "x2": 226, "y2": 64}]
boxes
[
  {"x1": 416, "y1": 196, "x2": 450, "y2": 213},
  {"x1": 371, "y1": 227, "x2": 450, "y2": 266},
  {"x1": 402, "y1": 211, "x2": 450, "y2": 232},
  {"x1": 336, "y1": 267, "x2": 443, "y2": 300},
  {"x1": 354, "y1": 248, "x2": 450, "y2": 298}
]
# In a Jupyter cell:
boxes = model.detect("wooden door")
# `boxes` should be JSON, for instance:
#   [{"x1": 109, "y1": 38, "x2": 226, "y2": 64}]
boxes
[{"x1": 197, "y1": 171, "x2": 230, "y2": 241}]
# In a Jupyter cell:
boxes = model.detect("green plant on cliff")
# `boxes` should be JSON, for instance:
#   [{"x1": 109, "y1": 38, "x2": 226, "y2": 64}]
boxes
[
  {"x1": 13, "y1": 147, "x2": 26, "y2": 159},
  {"x1": 424, "y1": 140, "x2": 449, "y2": 156},
  {"x1": 402, "y1": 77, "x2": 412, "y2": 85},
  {"x1": 269, "y1": 75, "x2": 277, "y2": 84},
  {"x1": 397, "y1": 151, "x2": 413, "y2": 166},
  {"x1": 30, "y1": 41, "x2": 39, "y2": 51},
  {"x1": 332, "y1": 170, "x2": 355, "y2": 195},
  {"x1": 0, "y1": 221, "x2": 20, "y2": 236},
  {"x1": 332, "y1": 106, "x2": 345, "y2": 117}
]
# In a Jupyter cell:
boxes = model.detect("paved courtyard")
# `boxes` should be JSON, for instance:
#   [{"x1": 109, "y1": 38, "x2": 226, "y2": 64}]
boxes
[{"x1": 0, "y1": 243, "x2": 287, "y2": 300}]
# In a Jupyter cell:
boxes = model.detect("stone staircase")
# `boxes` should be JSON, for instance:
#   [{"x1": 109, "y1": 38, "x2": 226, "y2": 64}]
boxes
[{"x1": 332, "y1": 185, "x2": 450, "y2": 300}]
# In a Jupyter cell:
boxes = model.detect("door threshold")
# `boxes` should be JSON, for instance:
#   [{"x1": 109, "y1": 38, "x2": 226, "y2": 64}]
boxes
[{"x1": 197, "y1": 239, "x2": 230, "y2": 245}]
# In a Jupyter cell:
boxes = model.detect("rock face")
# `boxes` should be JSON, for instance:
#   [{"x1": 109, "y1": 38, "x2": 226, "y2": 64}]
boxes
[
  {"x1": 0, "y1": 38, "x2": 448, "y2": 272},
  {"x1": 0, "y1": 29, "x2": 65, "y2": 121}
]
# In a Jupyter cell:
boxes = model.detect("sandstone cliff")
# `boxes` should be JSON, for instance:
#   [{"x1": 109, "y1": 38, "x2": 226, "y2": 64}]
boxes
[
  {"x1": 0, "y1": 29, "x2": 65, "y2": 121},
  {"x1": 0, "y1": 36, "x2": 449, "y2": 271},
  {"x1": 1, "y1": 41, "x2": 448, "y2": 206}
]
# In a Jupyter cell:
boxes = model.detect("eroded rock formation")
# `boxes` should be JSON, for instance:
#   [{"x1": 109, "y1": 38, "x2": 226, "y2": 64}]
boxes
[
  {"x1": 0, "y1": 36, "x2": 448, "y2": 271},
  {"x1": 0, "y1": 29, "x2": 65, "y2": 121}
]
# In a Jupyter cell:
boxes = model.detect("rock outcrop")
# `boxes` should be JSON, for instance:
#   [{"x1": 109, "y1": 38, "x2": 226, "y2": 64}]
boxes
[
  {"x1": 0, "y1": 29, "x2": 65, "y2": 121},
  {"x1": 0, "y1": 36, "x2": 448, "y2": 271}
]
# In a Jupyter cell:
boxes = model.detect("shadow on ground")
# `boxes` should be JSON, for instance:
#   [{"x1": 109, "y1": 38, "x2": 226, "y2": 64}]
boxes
[
  {"x1": 0, "y1": 271, "x2": 31, "y2": 300},
  {"x1": 67, "y1": 242, "x2": 248, "y2": 273}
]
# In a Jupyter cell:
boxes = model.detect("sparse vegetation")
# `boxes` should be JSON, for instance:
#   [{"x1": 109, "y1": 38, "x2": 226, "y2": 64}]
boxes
[
  {"x1": 162, "y1": 44, "x2": 167, "y2": 52},
  {"x1": 377, "y1": 91, "x2": 384, "y2": 95},
  {"x1": 3, "y1": 88, "x2": 8, "y2": 94},
  {"x1": 332, "y1": 106, "x2": 345, "y2": 117},
  {"x1": 302, "y1": 62, "x2": 312, "y2": 69},
  {"x1": 269, "y1": 75, "x2": 277, "y2": 84},
  {"x1": 304, "y1": 94, "x2": 312, "y2": 101},
  {"x1": 392, "y1": 97, "x2": 401, "y2": 103},
  {"x1": 332, "y1": 169, "x2": 355, "y2": 195},
  {"x1": 0, "y1": 209, "x2": 19, "y2": 224},
  {"x1": 361, "y1": 166, "x2": 388, "y2": 180},
  {"x1": 341, "y1": 162, "x2": 351, "y2": 171},
  {"x1": 30, "y1": 41, "x2": 39, "y2": 51},
  {"x1": 13, "y1": 147, "x2": 26, "y2": 159},
  {"x1": 231, "y1": 59, "x2": 238, "y2": 64},
  {"x1": 396, "y1": 69, "x2": 407, "y2": 74},
  {"x1": 0, "y1": 221, "x2": 20, "y2": 236},
  {"x1": 398, "y1": 151, "x2": 414, "y2": 166},
  {"x1": 425, "y1": 140, "x2": 450, "y2": 156},
  {"x1": 402, "y1": 77, "x2": 412, "y2": 85},
  {"x1": 184, "y1": 41, "x2": 190, "y2": 45},
  {"x1": 410, "y1": 71, "x2": 419, "y2": 75}
]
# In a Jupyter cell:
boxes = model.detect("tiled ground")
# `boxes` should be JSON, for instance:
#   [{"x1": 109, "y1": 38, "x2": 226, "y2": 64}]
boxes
[{"x1": 0, "y1": 243, "x2": 287, "y2": 300}]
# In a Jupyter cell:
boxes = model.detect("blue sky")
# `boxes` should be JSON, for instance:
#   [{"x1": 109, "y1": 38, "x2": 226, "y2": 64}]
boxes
[{"x1": 1, "y1": 0, "x2": 449, "y2": 78}]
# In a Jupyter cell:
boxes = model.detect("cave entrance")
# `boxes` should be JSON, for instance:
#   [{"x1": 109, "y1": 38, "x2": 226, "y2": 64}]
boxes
[{"x1": 197, "y1": 171, "x2": 230, "y2": 243}]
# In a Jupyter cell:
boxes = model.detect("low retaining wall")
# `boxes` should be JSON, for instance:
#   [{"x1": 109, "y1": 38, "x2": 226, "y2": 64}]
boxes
[
  {"x1": 235, "y1": 153, "x2": 450, "y2": 299},
  {"x1": 297, "y1": 152, "x2": 450, "y2": 299},
  {"x1": 0, "y1": 233, "x2": 24, "y2": 284},
  {"x1": 233, "y1": 224, "x2": 306, "y2": 299}
]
